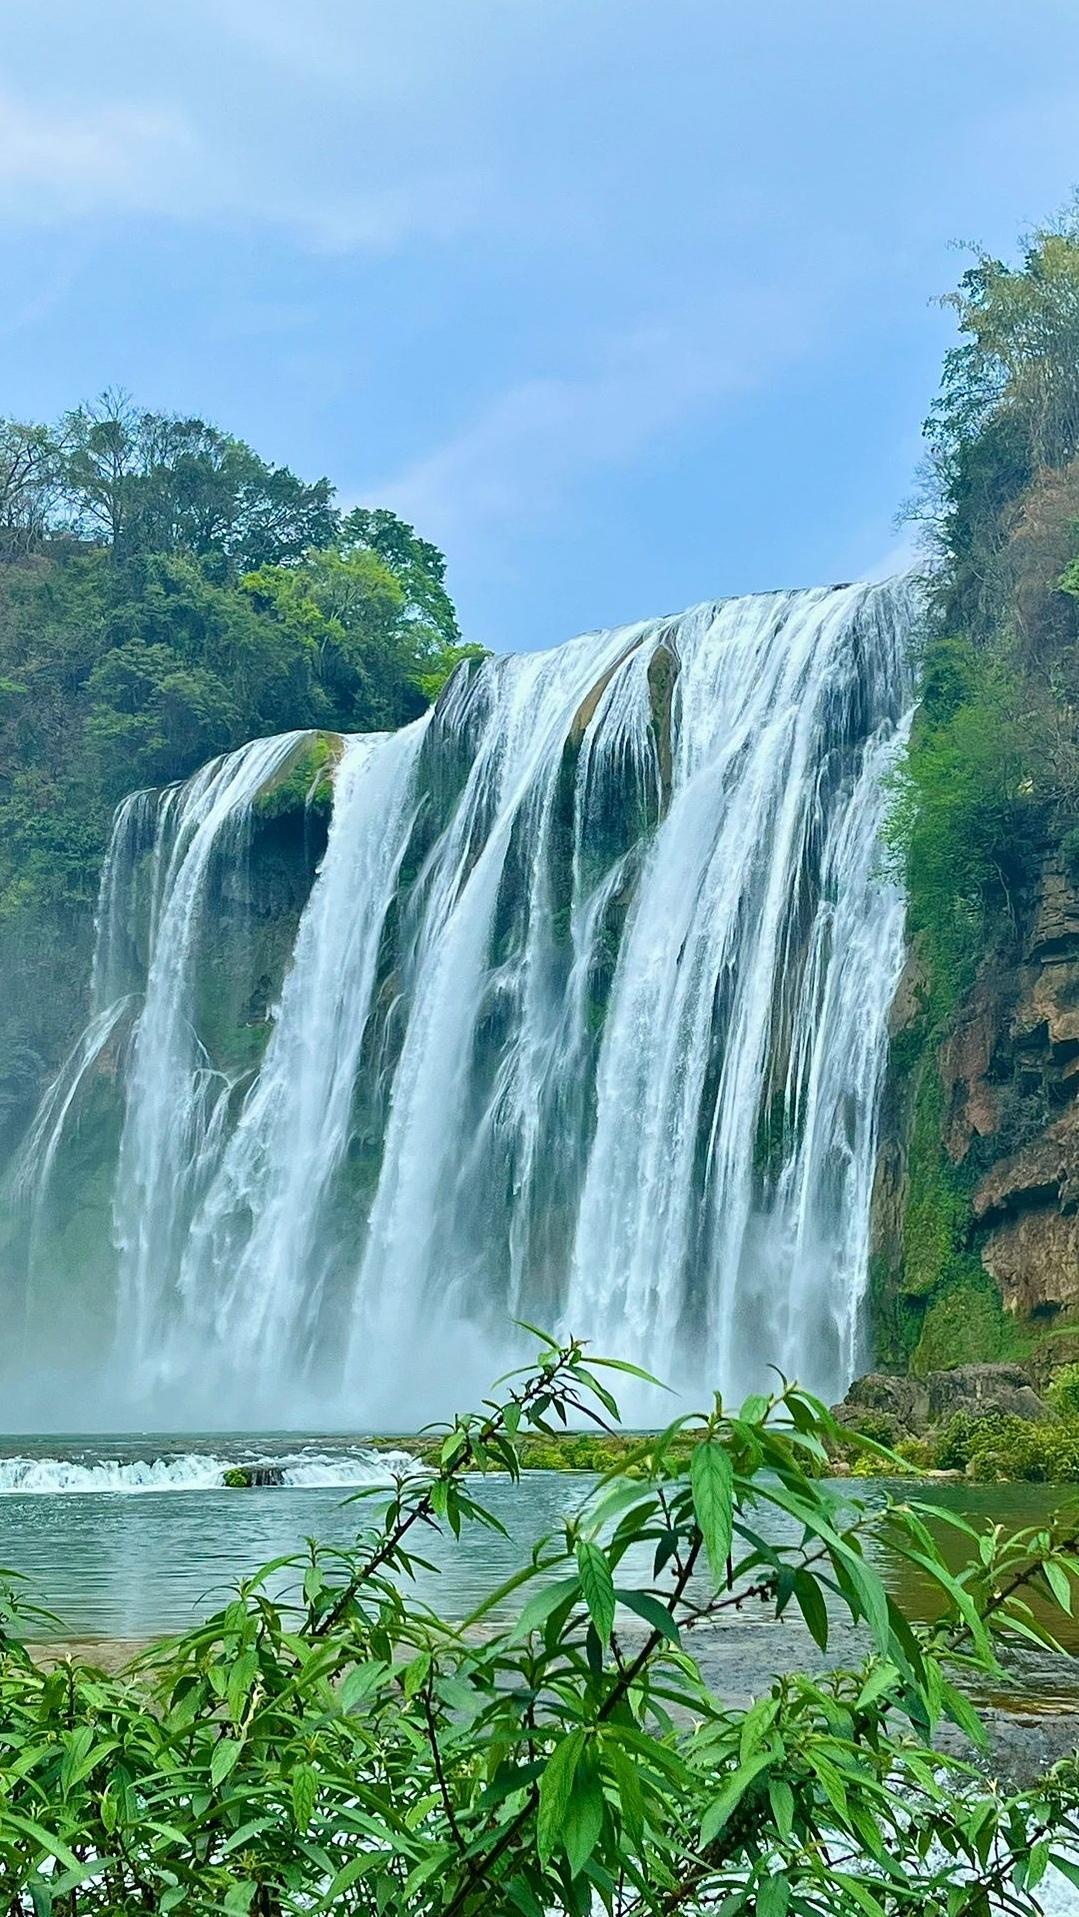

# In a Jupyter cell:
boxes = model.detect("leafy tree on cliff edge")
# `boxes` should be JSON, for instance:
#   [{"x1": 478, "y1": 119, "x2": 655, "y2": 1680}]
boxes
[{"x1": 0, "y1": 392, "x2": 475, "y2": 906}]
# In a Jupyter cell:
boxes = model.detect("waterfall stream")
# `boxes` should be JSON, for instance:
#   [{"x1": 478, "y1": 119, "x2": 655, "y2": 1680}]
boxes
[{"x1": 3, "y1": 580, "x2": 916, "y2": 1427}]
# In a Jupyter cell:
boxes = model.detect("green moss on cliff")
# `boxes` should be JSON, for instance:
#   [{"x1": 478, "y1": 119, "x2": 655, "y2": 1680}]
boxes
[
  {"x1": 877, "y1": 1031, "x2": 1027, "y2": 1374},
  {"x1": 911, "y1": 1262, "x2": 1027, "y2": 1376},
  {"x1": 901, "y1": 1069, "x2": 968, "y2": 1298},
  {"x1": 252, "y1": 734, "x2": 339, "y2": 824}
]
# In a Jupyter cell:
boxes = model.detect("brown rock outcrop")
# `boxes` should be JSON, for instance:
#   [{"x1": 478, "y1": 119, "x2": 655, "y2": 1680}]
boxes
[
  {"x1": 973, "y1": 1103, "x2": 1079, "y2": 1221},
  {"x1": 982, "y1": 1208, "x2": 1079, "y2": 1317},
  {"x1": 940, "y1": 978, "x2": 1009, "y2": 1160},
  {"x1": 836, "y1": 1364, "x2": 1046, "y2": 1436}
]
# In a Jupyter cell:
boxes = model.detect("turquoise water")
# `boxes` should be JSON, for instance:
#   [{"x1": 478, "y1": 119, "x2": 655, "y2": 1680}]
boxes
[{"x1": 0, "y1": 1441, "x2": 1075, "y2": 1709}]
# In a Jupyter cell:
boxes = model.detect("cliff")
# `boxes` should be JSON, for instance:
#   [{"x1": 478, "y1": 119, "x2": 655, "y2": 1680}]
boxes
[{"x1": 871, "y1": 856, "x2": 1079, "y2": 1381}]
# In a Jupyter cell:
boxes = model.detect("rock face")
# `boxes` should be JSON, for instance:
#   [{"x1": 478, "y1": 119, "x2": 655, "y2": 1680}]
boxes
[
  {"x1": 871, "y1": 857, "x2": 1079, "y2": 1371},
  {"x1": 974, "y1": 1101, "x2": 1079, "y2": 1317},
  {"x1": 836, "y1": 1364, "x2": 1046, "y2": 1436}
]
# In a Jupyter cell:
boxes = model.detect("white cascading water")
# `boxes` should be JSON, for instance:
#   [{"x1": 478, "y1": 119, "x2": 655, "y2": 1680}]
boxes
[
  {"x1": 4, "y1": 580, "x2": 916, "y2": 1427},
  {"x1": 111, "y1": 733, "x2": 309, "y2": 1365}
]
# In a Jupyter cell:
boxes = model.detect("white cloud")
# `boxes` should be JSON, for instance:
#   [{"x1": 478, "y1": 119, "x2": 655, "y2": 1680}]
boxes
[{"x1": 0, "y1": 88, "x2": 192, "y2": 214}]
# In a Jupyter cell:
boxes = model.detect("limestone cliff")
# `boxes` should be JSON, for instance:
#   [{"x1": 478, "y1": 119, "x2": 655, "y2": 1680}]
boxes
[{"x1": 872, "y1": 858, "x2": 1079, "y2": 1379}]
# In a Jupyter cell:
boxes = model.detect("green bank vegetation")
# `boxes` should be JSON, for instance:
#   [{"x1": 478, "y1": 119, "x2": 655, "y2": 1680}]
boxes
[
  {"x1": 3, "y1": 1336, "x2": 1079, "y2": 1914},
  {"x1": 842, "y1": 1366, "x2": 1079, "y2": 1483}
]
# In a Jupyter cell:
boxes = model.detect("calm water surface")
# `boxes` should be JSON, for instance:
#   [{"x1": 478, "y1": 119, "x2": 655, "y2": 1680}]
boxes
[{"x1": 0, "y1": 1438, "x2": 1075, "y2": 1708}]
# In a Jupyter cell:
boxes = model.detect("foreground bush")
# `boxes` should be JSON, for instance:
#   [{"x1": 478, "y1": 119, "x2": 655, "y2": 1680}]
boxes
[{"x1": 1, "y1": 1335, "x2": 1079, "y2": 1914}]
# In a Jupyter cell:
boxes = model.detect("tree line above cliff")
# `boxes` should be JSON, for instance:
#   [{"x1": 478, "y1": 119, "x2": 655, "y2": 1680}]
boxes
[
  {"x1": 0, "y1": 392, "x2": 478, "y2": 925},
  {"x1": 893, "y1": 203, "x2": 1079, "y2": 1021}
]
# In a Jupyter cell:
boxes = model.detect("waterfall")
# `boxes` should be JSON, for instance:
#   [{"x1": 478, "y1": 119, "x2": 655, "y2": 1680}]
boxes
[{"x1": 3, "y1": 580, "x2": 916, "y2": 1427}]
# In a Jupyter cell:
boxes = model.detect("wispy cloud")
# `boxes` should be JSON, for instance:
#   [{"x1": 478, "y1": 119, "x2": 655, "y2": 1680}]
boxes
[
  {"x1": 0, "y1": 87, "x2": 193, "y2": 215},
  {"x1": 366, "y1": 291, "x2": 827, "y2": 557},
  {"x1": 0, "y1": 76, "x2": 487, "y2": 254}
]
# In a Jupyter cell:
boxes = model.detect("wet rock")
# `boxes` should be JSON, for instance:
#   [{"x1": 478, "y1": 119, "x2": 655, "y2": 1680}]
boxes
[
  {"x1": 923, "y1": 1364, "x2": 1046, "y2": 1425},
  {"x1": 940, "y1": 980, "x2": 1008, "y2": 1160},
  {"x1": 222, "y1": 1465, "x2": 285, "y2": 1488},
  {"x1": 835, "y1": 1371, "x2": 929, "y2": 1433},
  {"x1": 937, "y1": 1707, "x2": 1079, "y2": 1790},
  {"x1": 1028, "y1": 861, "x2": 1079, "y2": 963}
]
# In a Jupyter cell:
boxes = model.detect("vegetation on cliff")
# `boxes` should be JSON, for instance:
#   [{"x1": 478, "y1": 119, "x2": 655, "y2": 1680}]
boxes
[
  {"x1": 3, "y1": 1337, "x2": 1079, "y2": 1914},
  {"x1": 882, "y1": 205, "x2": 1079, "y2": 1373},
  {"x1": 0, "y1": 393, "x2": 478, "y2": 1158}
]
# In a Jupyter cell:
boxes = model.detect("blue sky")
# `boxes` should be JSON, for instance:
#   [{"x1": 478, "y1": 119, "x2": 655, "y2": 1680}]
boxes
[{"x1": 2, "y1": 1, "x2": 1078, "y2": 652}]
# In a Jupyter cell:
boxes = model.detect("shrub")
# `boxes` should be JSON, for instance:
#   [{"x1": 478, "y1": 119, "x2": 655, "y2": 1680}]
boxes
[
  {"x1": 965, "y1": 1416, "x2": 1056, "y2": 1483},
  {"x1": 931, "y1": 1410, "x2": 1013, "y2": 1472},
  {"x1": 933, "y1": 1407, "x2": 1079, "y2": 1482},
  {"x1": 1, "y1": 1337, "x2": 1078, "y2": 1914},
  {"x1": 848, "y1": 1409, "x2": 899, "y2": 1446},
  {"x1": 1048, "y1": 1361, "x2": 1079, "y2": 1420}
]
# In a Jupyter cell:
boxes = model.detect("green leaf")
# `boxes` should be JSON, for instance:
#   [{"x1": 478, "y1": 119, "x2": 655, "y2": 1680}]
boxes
[
  {"x1": 505, "y1": 1877, "x2": 545, "y2": 1917},
  {"x1": 59, "y1": 1725, "x2": 95, "y2": 1795},
  {"x1": 538, "y1": 1729, "x2": 585, "y2": 1863},
  {"x1": 768, "y1": 1777, "x2": 795, "y2": 1840},
  {"x1": 758, "y1": 1876, "x2": 790, "y2": 1917},
  {"x1": 513, "y1": 1576, "x2": 581, "y2": 1640},
  {"x1": 1049, "y1": 1854, "x2": 1079, "y2": 1891},
  {"x1": 562, "y1": 1753, "x2": 604, "y2": 1876},
  {"x1": 340, "y1": 1658, "x2": 390, "y2": 1710},
  {"x1": 608, "y1": 1742, "x2": 645, "y2": 1844},
  {"x1": 223, "y1": 1882, "x2": 257, "y2": 1916},
  {"x1": 317, "y1": 1853, "x2": 380, "y2": 1906},
  {"x1": 939, "y1": 1678, "x2": 988, "y2": 1750},
  {"x1": 793, "y1": 1569, "x2": 829, "y2": 1651},
  {"x1": 292, "y1": 1761, "x2": 318, "y2": 1832},
  {"x1": 690, "y1": 1441, "x2": 734, "y2": 1586},
  {"x1": 739, "y1": 1393, "x2": 771, "y2": 1424},
  {"x1": 613, "y1": 1587, "x2": 681, "y2": 1644},
  {"x1": 1044, "y1": 1559, "x2": 1073, "y2": 1613},
  {"x1": 700, "y1": 1753, "x2": 773, "y2": 1843},
  {"x1": 210, "y1": 1736, "x2": 242, "y2": 1789},
  {"x1": 226, "y1": 1647, "x2": 258, "y2": 1722},
  {"x1": 855, "y1": 1661, "x2": 900, "y2": 1713},
  {"x1": 577, "y1": 1540, "x2": 616, "y2": 1643}
]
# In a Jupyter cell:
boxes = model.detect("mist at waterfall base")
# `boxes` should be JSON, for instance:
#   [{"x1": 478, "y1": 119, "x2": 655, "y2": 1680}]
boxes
[{"x1": 3, "y1": 581, "x2": 916, "y2": 1433}]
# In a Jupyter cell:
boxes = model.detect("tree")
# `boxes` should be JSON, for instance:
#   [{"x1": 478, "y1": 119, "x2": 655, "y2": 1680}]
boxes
[
  {"x1": 84, "y1": 640, "x2": 239, "y2": 793},
  {"x1": 58, "y1": 393, "x2": 339, "y2": 571},
  {"x1": 0, "y1": 419, "x2": 63, "y2": 559},
  {"x1": 923, "y1": 209, "x2": 1079, "y2": 641},
  {"x1": 59, "y1": 388, "x2": 144, "y2": 551},
  {"x1": 243, "y1": 540, "x2": 473, "y2": 730},
  {"x1": 342, "y1": 505, "x2": 461, "y2": 644}
]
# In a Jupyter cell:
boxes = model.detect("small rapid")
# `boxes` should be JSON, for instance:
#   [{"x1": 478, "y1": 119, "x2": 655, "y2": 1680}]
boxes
[{"x1": 0, "y1": 1446, "x2": 416, "y2": 1496}]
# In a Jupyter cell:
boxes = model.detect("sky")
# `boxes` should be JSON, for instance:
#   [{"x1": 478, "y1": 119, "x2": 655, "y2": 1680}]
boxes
[{"x1": 1, "y1": 1, "x2": 1078, "y2": 653}]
